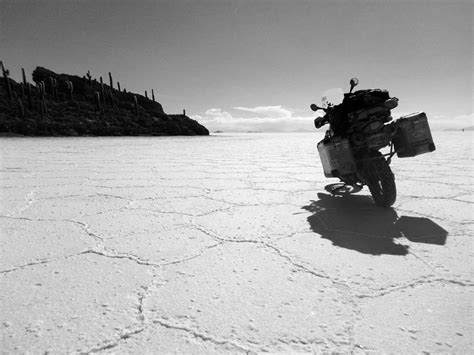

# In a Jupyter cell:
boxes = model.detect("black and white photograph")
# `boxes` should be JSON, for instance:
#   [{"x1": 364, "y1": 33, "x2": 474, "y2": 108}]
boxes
[{"x1": 1, "y1": 0, "x2": 472, "y2": 353}]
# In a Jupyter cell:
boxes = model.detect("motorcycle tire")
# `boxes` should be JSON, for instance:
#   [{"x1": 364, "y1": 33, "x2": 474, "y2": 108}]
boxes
[{"x1": 364, "y1": 154, "x2": 396, "y2": 208}]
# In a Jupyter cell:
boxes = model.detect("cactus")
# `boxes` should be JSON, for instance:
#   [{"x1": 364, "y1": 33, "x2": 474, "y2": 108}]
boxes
[
  {"x1": 152, "y1": 89, "x2": 155, "y2": 102},
  {"x1": 48, "y1": 76, "x2": 58, "y2": 100},
  {"x1": 49, "y1": 76, "x2": 54, "y2": 96},
  {"x1": 39, "y1": 98, "x2": 47, "y2": 117},
  {"x1": 183, "y1": 109, "x2": 186, "y2": 116},
  {"x1": 22, "y1": 68, "x2": 27, "y2": 85},
  {"x1": 6, "y1": 76, "x2": 12, "y2": 101},
  {"x1": 66, "y1": 81, "x2": 74, "y2": 100},
  {"x1": 17, "y1": 99, "x2": 25, "y2": 118},
  {"x1": 108, "y1": 90, "x2": 115, "y2": 108},
  {"x1": 108, "y1": 72, "x2": 113, "y2": 89},
  {"x1": 145, "y1": 90, "x2": 148, "y2": 99},
  {"x1": 43, "y1": 93, "x2": 48, "y2": 114},
  {"x1": 38, "y1": 86, "x2": 47, "y2": 116},
  {"x1": 86, "y1": 70, "x2": 92, "y2": 85},
  {"x1": 133, "y1": 95, "x2": 138, "y2": 116},
  {"x1": 94, "y1": 91, "x2": 101, "y2": 112},
  {"x1": 27, "y1": 83, "x2": 33, "y2": 109},
  {"x1": 2, "y1": 63, "x2": 13, "y2": 101},
  {"x1": 117, "y1": 81, "x2": 121, "y2": 92},
  {"x1": 54, "y1": 78, "x2": 58, "y2": 100},
  {"x1": 39, "y1": 101, "x2": 44, "y2": 118},
  {"x1": 100, "y1": 76, "x2": 105, "y2": 107},
  {"x1": 38, "y1": 81, "x2": 46, "y2": 99}
]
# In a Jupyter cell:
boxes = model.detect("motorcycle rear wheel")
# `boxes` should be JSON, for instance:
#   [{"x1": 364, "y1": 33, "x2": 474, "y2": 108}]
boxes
[{"x1": 364, "y1": 155, "x2": 396, "y2": 207}]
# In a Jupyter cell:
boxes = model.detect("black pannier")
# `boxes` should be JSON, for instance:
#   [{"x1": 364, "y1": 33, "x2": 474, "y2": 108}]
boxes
[{"x1": 343, "y1": 89, "x2": 390, "y2": 112}]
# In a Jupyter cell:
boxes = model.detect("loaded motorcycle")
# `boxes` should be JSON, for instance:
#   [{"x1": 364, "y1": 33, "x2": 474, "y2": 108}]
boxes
[{"x1": 311, "y1": 78, "x2": 436, "y2": 207}]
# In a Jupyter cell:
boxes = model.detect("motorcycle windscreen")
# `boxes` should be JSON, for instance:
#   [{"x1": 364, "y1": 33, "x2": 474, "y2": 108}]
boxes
[{"x1": 322, "y1": 88, "x2": 344, "y2": 108}]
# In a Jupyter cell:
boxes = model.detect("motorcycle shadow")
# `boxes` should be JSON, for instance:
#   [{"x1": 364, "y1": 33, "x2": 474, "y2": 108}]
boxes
[{"x1": 302, "y1": 192, "x2": 448, "y2": 256}]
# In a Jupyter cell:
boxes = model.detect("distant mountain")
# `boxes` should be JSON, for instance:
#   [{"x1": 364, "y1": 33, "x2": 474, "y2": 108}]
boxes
[{"x1": 0, "y1": 65, "x2": 209, "y2": 136}]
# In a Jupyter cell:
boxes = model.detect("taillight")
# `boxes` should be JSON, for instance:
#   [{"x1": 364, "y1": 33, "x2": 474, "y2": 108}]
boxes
[{"x1": 384, "y1": 97, "x2": 399, "y2": 109}]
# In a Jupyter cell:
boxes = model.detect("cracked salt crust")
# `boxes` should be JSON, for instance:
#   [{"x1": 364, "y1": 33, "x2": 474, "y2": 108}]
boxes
[
  {"x1": 0, "y1": 218, "x2": 92, "y2": 271},
  {"x1": 354, "y1": 283, "x2": 472, "y2": 353},
  {"x1": 145, "y1": 243, "x2": 354, "y2": 353},
  {"x1": 0, "y1": 132, "x2": 472, "y2": 353},
  {"x1": 0, "y1": 253, "x2": 153, "y2": 353}
]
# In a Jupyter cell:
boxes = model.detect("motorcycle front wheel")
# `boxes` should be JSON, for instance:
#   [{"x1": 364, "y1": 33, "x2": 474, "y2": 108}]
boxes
[{"x1": 363, "y1": 154, "x2": 397, "y2": 207}]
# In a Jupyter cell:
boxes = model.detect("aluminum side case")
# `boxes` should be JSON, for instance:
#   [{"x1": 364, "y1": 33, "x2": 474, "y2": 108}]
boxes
[
  {"x1": 393, "y1": 112, "x2": 436, "y2": 158},
  {"x1": 317, "y1": 137, "x2": 357, "y2": 178}
]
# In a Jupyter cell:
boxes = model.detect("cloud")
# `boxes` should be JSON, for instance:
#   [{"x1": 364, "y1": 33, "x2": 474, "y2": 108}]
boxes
[
  {"x1": 192, "y1": 106, "x2": 473, "y2": 133},
  {"x1": 233, "y1": 105, "x2": 292, "y2": 118},
  {"x1": 192, "y1": 106, "x2": 317, "y2": 132},
  {"x1": 204, "y1": 108, "x2": 233, "y2": 120}
]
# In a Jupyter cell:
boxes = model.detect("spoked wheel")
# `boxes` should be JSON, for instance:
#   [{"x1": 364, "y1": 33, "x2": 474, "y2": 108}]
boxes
[{"x1": 363, "y1": 154, "x2": 397, "y2": 207}]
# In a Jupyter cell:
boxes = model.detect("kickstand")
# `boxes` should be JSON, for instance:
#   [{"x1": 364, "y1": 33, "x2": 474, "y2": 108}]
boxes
[
  {"x1": 330, "y1": 184, "x2": 348, "y2": 195},
  {"x1": 329, "y1": 183, "x2": 363, "y2": 195}
]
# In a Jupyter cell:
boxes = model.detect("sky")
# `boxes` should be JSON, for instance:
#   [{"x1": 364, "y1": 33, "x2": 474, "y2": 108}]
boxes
[{"x1": 1, "y1": 0, "x2": 472, "y2": 131}]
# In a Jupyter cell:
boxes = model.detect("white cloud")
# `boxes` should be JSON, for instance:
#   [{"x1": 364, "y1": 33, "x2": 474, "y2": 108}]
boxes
[
  {"x1": 204, "y1": 108, "x2": 233, "y2": 120},
  {"x1": 233, "y1": 105, "x2": 292, "y2": 118},
  {"x1": 192, "y1": 106, "x2": 473, "y2": 133},
  {"x1": 192, "y1": 106, "x2": 318, "y2": 132}
]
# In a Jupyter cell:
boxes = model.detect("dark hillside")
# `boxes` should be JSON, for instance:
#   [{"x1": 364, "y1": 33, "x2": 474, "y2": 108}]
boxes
[{"x1": 0, "y1": 64, "x2": 209, "y2": 136}]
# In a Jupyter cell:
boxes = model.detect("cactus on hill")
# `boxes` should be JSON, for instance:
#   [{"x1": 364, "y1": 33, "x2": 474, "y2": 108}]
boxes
[
  {"x1": 94, "y1": 91, "x2": 101, "y2": 112},
  {"x1": 0, "y1": 65, "x2": 209, "y2": 136},
  {"x1": 66, "y1": 81, "x2": 74, "y2": 100},
  {"x1": 2, "y1": 62, "x2": 13, "y2": 101},
  {"x1": 22, "y1": 68, "x2": 27, "y2": 86}
]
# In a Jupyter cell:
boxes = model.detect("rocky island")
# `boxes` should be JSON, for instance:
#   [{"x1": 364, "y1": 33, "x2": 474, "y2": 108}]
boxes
[{"x1": 0, "y1": 64, "x2": 209, "y2": 136}]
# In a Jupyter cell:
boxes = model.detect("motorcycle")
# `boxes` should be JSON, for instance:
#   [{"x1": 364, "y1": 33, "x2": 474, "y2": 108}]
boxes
[{"x1": 311, "y1": 78, "x2": 436, "y2": 207}]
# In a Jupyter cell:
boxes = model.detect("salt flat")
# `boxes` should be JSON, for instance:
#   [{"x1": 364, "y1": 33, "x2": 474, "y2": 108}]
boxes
[{"x1": 1, "y1": 132, "x2": 472, "y2": 353}]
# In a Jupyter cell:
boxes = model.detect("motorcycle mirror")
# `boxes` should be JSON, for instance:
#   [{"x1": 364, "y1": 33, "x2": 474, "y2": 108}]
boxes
[
  {"x1": 349, "y1": 77, "x2": 359, "y2": 93},
  {"x1": 310, "y1": 103, "x2": 322, "y2": 112}
]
